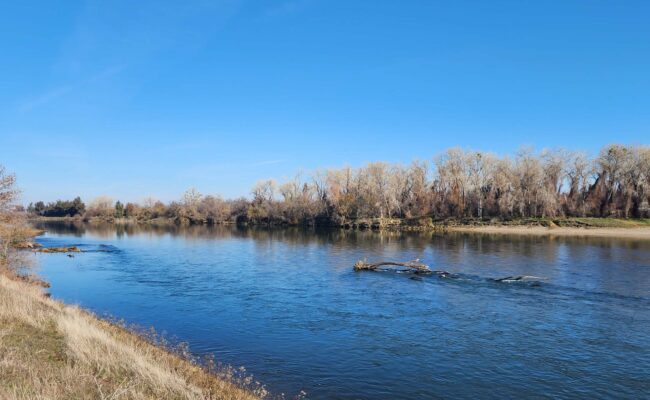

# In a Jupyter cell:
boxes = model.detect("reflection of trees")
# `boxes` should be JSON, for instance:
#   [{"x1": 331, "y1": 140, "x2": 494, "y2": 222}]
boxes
[
  {"x1": 33, "y1": 220, "x2": 87, "y2": 237},
  {"x1": 33, "y1": 221, "x2": 650, "y2": 259},
  {"x1": 34, "y1": 221, "x2": 437, "y2": 250}
]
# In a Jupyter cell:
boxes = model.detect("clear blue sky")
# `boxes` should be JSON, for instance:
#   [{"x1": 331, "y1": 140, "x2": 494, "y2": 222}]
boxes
[{"x1": 1, "y1": 0, "x2": 649, "y2": 204}]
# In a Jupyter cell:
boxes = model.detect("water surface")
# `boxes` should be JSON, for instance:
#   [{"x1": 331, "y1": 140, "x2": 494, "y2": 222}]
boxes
[{"x1": 33, "y1": 222, "x2": 650, "y2": 399}]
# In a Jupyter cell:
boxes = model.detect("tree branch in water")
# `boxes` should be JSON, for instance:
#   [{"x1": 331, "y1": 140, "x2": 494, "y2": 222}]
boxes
[{"x1": 354, "y1": 259, "x2": 431, "y2": 274}]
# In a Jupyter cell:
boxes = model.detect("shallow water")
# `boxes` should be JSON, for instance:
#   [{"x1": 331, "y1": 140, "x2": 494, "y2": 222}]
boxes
[{"x1": 32, "y1": 222, "x2": 650, "y2": 399}]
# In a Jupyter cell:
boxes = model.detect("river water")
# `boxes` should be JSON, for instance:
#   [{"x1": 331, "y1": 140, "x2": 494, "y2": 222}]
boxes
[{"x1": 32, "y1": 222, "x2": 650, "y2": 399}]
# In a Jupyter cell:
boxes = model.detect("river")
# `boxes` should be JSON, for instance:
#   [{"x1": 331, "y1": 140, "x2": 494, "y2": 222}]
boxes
[{"x1": 32, "y1": 221, "x2": 650, "y2": 399}]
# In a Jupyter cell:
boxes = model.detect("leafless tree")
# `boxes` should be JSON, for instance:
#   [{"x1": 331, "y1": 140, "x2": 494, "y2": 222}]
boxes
[{"x1": 86, "y1": 196, "x2": 115, "y2": 218}]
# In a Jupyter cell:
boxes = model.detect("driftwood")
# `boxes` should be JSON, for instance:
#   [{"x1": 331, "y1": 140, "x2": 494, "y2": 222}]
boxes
[{"x1": 354, "y1": 259, "x2": 431, "y2": 274}]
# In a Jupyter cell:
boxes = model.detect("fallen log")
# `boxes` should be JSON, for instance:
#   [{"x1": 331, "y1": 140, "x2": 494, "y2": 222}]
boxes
[
  {"x1": 354, "y1": 259, "x2": 431, "y2": 274},
  {"x1": 37, "y1": 246, "x2": 82, "y2": 254},
  {"x1": 14, "y1": 241, "x2": 42, "y2": 249}
]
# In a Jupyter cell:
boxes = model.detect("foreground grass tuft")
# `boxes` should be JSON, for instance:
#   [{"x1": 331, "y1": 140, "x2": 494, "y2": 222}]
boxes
[{"x1": 0, "y1": 275, "x2": 261, "y2": 400}]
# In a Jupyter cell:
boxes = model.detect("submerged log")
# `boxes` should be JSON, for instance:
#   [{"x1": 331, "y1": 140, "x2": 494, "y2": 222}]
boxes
[
  {"x1": 354, "y1": 259, "x2": 431, "y2": 274},
  {"x1": 433, "y1": 270, "x2": 454, "y2": 278},
  {"x1": 492, "y1": 275, "x2": 545, "y2": 283}
]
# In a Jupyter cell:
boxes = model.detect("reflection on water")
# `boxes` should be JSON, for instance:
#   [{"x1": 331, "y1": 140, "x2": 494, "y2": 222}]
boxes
[{"x1": 33, "y1": 221, "x2": 650, "y2": 399}]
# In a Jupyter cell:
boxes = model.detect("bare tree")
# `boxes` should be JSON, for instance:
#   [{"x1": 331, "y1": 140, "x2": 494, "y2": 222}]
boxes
[
  {"x1": 434, "y1": 148, "x2": 470, "y2": 217},
  {"x1": 491, "y1": 157, "x2": 516, "y2": 218},
  {"x1": 405, "y1": 160, "x2": 430, "y2": 217},
  {"x1": 249, "y1": 180, "x2": 277, "y2": 222},
  {"x1": 198, "y1": 195, "x2": 231, "y2": 223},
  {"x1": 513, "y1": 147, "x2": 544, "y2": 217},
  {"x1": 595, "y1": 145, "x2": 630, "y2": 217},
  {"x1": 86, "y1": 196, "x2": 115, "y2": 218},
  {"x1": 0, "y1": 166, "x2": 18, "y2": 213},
  {"x1": 565, "y1": 151, "x2": 592, "y2": 216},
  {"x1": 0, "y1": 165, "x2": 29, "y2": 271},
  {"x1": 638, "y1": 147, "x2": 650, "y2": 217},
  {"x1": 467, "y1": 151, "x2": 494, "y2": 218},
  {"x1": 539, "y1": 148, "x2": 568, "y2": 217}
]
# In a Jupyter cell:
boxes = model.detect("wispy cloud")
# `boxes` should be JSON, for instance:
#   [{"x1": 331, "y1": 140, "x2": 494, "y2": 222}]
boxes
[
  {"x1": 30, "y1": 146, "x2": 88, "y2": 161},
  {"x1": 18, "y1": 86, "x2": 76, "y2": 113},
  {"x1": 262, "y1": 0, "x2": 315, "y2": 19},
  {"x1": 18, "y1": 65, "x2": 125, "y2": 112},
  {"x1": 249, "y1": 159, "x2": 285, "y2": 167}
]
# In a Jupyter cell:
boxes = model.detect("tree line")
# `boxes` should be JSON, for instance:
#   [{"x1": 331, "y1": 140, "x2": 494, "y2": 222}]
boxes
[
  {"x1": 28, "y1": 197, "x2": 86, "y2": 217},
  {"x1": 27, "y1": 144, "x2": 650, "y2": 226}
]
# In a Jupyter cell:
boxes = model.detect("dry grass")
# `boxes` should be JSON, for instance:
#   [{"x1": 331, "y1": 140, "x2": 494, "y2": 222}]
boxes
[{"x1": 0, "y1": 275, "x2": 261, "y2": 400}]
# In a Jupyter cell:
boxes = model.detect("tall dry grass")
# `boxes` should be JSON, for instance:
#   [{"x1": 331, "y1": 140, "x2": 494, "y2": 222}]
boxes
[{"x1": 0, "y1": 274, "x2": 261, "y2": 400}]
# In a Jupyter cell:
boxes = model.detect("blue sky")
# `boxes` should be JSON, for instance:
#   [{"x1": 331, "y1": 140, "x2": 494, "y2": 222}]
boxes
[{"x1": 1, "y1": 0, "x2": 649, "y2": 204}]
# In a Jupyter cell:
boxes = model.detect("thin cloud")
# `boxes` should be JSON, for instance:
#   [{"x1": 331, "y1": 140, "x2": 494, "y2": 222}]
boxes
[
  {"x1": 18, "y1": 85, "x2": 76, "y2": 112},
  {"x1": 177, "y1": 159, "x2": 286, "y2": 179},
  {"x1": 18, "y1": 65, "x2": 125, "y2": 112}
]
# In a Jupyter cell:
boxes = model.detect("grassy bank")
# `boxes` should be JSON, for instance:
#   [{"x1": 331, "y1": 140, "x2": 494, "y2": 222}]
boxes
[{"x1": 0, "y1": 274, "x2": 260, "y2": 400}]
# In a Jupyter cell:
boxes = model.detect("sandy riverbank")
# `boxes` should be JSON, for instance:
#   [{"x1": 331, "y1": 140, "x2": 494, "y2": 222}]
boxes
[{"x1": 447, "y1": 225, "x2": 650, "y2": 239}]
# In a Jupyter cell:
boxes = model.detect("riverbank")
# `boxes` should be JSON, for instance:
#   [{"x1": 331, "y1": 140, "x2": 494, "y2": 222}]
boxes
[{"x1": 0, "y1": 273, "x2": 260, "y2": 399}]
